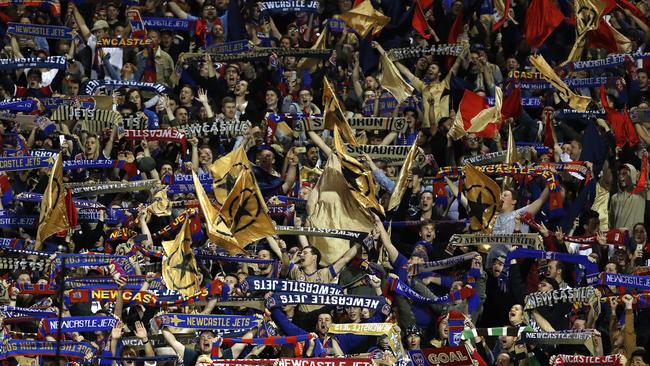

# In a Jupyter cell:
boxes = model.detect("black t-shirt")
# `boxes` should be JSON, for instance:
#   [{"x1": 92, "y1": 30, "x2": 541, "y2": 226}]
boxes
[{"x1": 182, "y1": 346, "x2": 233, "y2": 366}]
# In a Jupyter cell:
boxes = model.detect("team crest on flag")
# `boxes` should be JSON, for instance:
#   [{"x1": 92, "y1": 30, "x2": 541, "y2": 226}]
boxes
[
  {"x1": 209, "y1": 145, "x2": 251, "y2": 208},
  {"x1": 219, "y1": 170, "x2": 276, "y2": 246},
  {"x1": 462, "y1": 164, "x2": 501, "y2": 233},
  {"x1": 162, "y1": 220, "x2": 201, "y2": 298}
]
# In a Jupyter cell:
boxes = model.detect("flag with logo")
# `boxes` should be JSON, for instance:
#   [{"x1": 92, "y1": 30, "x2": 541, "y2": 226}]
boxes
[
  {"x1": 219, "y1": 170, "x2": 276, "y2": 246},
  {"x1": 448, "y1": 87, "x2": 503, "y2": 141},
  {"x1": 35, "y1": 154, "x2": 70, "y2": 250},
  {"x1": 192, "y1": 171, "x2": 247, "y2": 255},
  {"x1": 463, "y1": 163, "x2": 501, "y2": 233},
  {"x1": 563, "y1": 0, "x2": 607, "y2": 63},
  {"x1": 209, "y1": 145, "x2": 252, "y2": 208},
  {"x1": 162, "y1": 220, "x2": 201, "y2": 298}
]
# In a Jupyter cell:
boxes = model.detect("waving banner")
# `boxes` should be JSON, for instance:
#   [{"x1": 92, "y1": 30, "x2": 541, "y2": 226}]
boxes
[
  {"x1": 7, "y1": 22, "x2": 73, "y2": 39},
  {"x1": 84, "y1": 79, "x2": 170, "y2": 95},
  {"x1": 155, "y1": 314, "x2": 260, "y2": 330},
  {"x1": 0, "y1": 340, "x2": 95, "y2": 360},
  {"x1": 242, "y1": 276, "x2": 342, "y2": 295},
  {"x1": 293, "y1": 115, "x2": 407, "y2": 133},
  {"x1": 270, "y1": 292, "x2": 387, "y2": 311},
  {"x1": 260, "y1": 0, "x2": 319, "y2": 14},
  {"x1": 450, "y1": 233, "x2": 542, "y2": 247},
  {"x1": 387, "y1": 44, "x2": 465, "y2": 61},
  {"x1": 0, "y1": 56, "x2": 67, "y2": 70},
  {"x1": 179, "y1": 119, "x2": 252, "y2": 138},
  {"x1": 143, "y1": 17, "x2": 193, "y2": 30},
  {"x1": 523, "y1": 287, "x2": 596, "y2": 310}
]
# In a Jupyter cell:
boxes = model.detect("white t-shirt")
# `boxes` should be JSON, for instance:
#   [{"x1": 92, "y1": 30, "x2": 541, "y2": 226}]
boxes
[{"x1": 88, "y1": 34, "x2": 123, "y2": 79}]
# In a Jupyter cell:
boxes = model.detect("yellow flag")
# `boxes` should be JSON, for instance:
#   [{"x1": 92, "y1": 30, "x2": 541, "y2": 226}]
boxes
[
  {"x1": 333, "y1": 125, "x2": 385, "y2": 215},
  {"x1": 502, "y1": 125, "x2": 519, "y2": 189},
  {"x1": 147, "y1": 187, "x2": 171, "y2": 217},
  {"x1": 192, "y1": 171, "x2": 247, "y2": 255},
  {"x1": 610, "y1": 25, "x2": 632, "y2": 53},
  {"x1": 505, "y1": 124, "x2": 520, "y2": 165},
  {"x1": 35, "y1": 154, "x2": 69, "y2": 250},
  {"x1": 530, "y1": 54, "x2": 592, "y2": 112},
  {"x1": 323, "y1": 77, "x2": 358, "y2": 146},
  {"x1": 463, "y1": 164, "x2": 501, "y2": 233},
  {"x1": 379, "y1": 53, "x2": 414, "y2": 104},
  {"x1": 564, "y1": 0, "x2": 607, "y2": 63},
  {"x1": 387, "y1": 140, "x2": 418, "y2": 211},
  {"x1": 162, "y1": 220, "x2": 201, "y2": 298},
  {"x1": 220, "y1": 170, "x2": 276, "y2": 246},
  {"x1": 209, "y1": 145, "x2": 251, "y2": 208},
  {"x1": 338, "y1": 0, "x2": 390, "y2": 39},
  {"x1": 306, "y1": 154, "x2": 373, "y2": 265}
]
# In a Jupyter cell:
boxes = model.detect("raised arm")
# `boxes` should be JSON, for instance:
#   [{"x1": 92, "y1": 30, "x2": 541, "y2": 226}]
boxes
[
  {"x1": 167, "y1": 1, "x2": 191, "y2": 19},
  {"x1": 103, "y1": 123, "x2": 118, "y2": 158},
  {"x1": 70, "y1": 4, "x2": 91, "y2": 41},
  {"x1": 162, "y1": 327, "x2": 186, "y2": 356},
  {"x1": 526, "y1": 186, "x2": 549, "y2": 216},
  {"x1": 331, "y1": 242, "x2": 361, "y2": 274},
  {"x1": 373, "y1": 214, "x2": 399, "y2": 264},
  {"x1": 307, "y1": 130, "x2": 332, "y2": 158}
]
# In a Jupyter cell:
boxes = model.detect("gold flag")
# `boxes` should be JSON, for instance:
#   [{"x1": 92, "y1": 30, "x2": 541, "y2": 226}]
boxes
[
  {"x1": 502, "y1": 125, "x2": 519, "y2": 189},
  {"x1": 306, "y1": 153, "x2": 373, "y2": 265},
  {"x1": 333, "y1": 125, "x2": 385, "y2": 215},
  {"x1": 323, "y1": 77, "x2": 358, "y2": 146},
  {"x1": 162, "y1": 220, "x2": 201, "y2": 298},
  {"x1": 338, "y1": 0, "x2": 390, "y2": 39},
  {"x1": 379, "y1": 53, "x2": 415, "y2": 104},
  {"x1": 591, "y1": 181, "x2": 610, "y2": 231},
  {"x1": 147, "y1": 187, "x2": 171, "y2": 217},
  {"x1": 209, "y1": 145, "x2": 251, "y2": 208},
  {"x1": 529, "y1": 54, "x2": 592, "y2": 112},
  {"x1": 463, "y1": 163, "x2": 501, "y2": 233},
  {"x1": 35, "y1": 154, "x2": 69, "y2": 250},
  {"x1": 564, "y1": 0, "x2": 607, "y2": 63},
  {"x1": 192, "y1": 171, "x2": 247, "y2": 255},
  {"x1": 387, "y1": 140, "x2": 418, "y2": 211},
  {"x1": 220, "y1": 170, "x2": 276, "y2": 246},
  {"x1": 610, "y1": 24, "x2": 632, "y2": 53}
]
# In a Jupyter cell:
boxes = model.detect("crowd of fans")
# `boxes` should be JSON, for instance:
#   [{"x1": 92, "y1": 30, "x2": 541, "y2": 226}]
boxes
[{"x1": 3, "y1": 0, "x2": 650, "y2": 366}]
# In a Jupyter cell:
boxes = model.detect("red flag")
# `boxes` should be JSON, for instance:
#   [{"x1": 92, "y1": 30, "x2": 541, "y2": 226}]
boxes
[
  {"x1": 493, "y1": 0, "x2": 512, "y2": 30},
  {"x1": 447, "y1": 10, "x2": 464, "y2": 68},
  {"x1": 543, "y1": 111, "x2": 556, "y2": 149},
  {"x1": 412, "y1": 0, "x2": 431, "y2": 39},
  {"x1": 588, "y1": 20, "x2": 631, "y2": 53},
  {"x1": 501, "y1": 88, "x2": 523, "y2": 119},
  {"x1": 65, "y1": 188, "x2": 77, "y2": 229},
  {"x1": 633, "y1": 151, "x2": 647, "y2": 195},
  {"x1": 600, "y1": 86, "x2": 640, "y2": 148},
  {"x1": 454, "y1": 89, "x2": 500, "y2": 139},
  {"x1": 587, "y1": 20, "x2": 618, "y2": 52},
  {"x1": 524, "y1": 0, "x2": 564, "y2": 48}
]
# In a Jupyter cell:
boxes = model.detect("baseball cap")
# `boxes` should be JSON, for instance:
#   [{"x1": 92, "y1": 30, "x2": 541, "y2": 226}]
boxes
[{"x1": 91, "y1": 20, "x2": 110, "y2": 32}]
